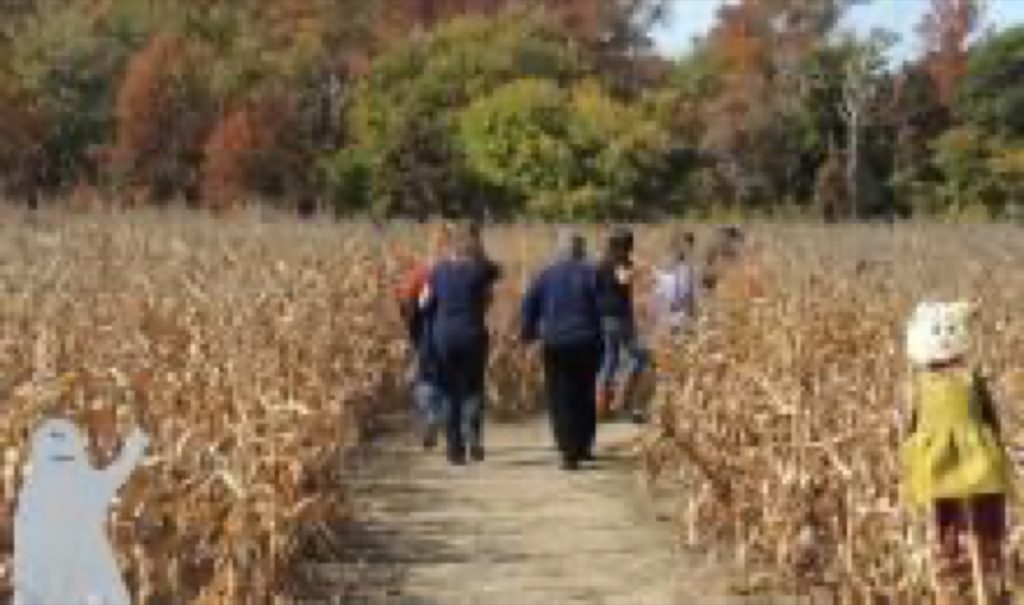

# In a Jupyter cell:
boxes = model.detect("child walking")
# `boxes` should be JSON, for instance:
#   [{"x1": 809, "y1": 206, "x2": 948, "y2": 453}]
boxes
[
  {"x1": 397, "y1": 223, "x2": 452, "y2": 449},
  {"x1": 595, "y1": 226, "x2": 649, "y2": 423},
  {"x1": 901, "y1": 301, "x2": 1013, "y2": 605}
]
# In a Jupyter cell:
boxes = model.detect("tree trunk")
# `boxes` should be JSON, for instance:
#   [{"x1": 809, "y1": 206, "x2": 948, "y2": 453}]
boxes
[{"x1": 846, "y1": 110, "x2": 860, "y2": 220}]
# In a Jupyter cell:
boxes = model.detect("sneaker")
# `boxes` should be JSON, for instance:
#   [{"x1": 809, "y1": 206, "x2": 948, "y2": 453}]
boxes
[
  {"x1": 422, "y1": 422, "x2": 439, "y2": 450},
  {"x1": 448, "y1": 449, "x2": 467, "y2": 466},
  {"x1": 470, "y1": 445, "x2": 485, "y2": 462},
  {"x1": 561, "y1": 457, "x2": 580, "y2": 471}
]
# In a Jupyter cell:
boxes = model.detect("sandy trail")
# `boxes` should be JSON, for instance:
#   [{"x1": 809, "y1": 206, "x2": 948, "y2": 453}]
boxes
[{"x1": 299, "y1": 416, "x2": 796, "y2": 605}]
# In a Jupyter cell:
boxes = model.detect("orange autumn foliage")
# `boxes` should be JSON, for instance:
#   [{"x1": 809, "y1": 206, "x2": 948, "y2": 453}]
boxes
[
  {"x1": 713, "y1": 2, "x2": 765, "y2": 76},
  {"x1": 200, "y1": 106, "x2": 274, "y2": 211},
  {"x1": 918, "y1": 0, "x2": 980, "y2": 107},
  {"x1": 113, "y1": 31, "x2": 207, "y2": 202}
]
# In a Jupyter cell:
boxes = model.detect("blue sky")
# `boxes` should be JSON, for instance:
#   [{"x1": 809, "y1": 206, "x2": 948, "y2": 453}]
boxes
[{"x1": 651, "y1": 0, "x2": 1024, "y2": 63}]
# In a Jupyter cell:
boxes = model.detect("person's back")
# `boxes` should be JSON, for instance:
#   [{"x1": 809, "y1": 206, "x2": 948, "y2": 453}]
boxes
[
  {"x1": 522, "y1": 258, "x2": 600, "y2": 348},
  {"x1": 422, "y1": 221, "x2": 501, "y2": 465},
  {"x1": 521, "y1": 229, "x2": 602, "y2": 469},
  {"x1": 430, "y1": 257, "x2": 500, "y2": 353}
]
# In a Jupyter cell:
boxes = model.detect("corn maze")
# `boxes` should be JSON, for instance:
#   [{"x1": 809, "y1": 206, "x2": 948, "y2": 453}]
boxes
[
  {"x1": 0, "y1": 210, "x2": 409, "y2": 604},
  {"x1": 2, "y1": 213, "x2": 1024, "y2": 604},
  {"x1": 641, "y1": 224, "x2": 1024, "y2": 603}
]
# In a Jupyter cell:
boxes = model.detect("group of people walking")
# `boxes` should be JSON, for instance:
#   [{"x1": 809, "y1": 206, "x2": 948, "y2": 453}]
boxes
[
  {"x1": 394, "y1": 221, "x2": 1017, "y2": 604},
  {"x1": 397, "y1": 220, "x2": 746, "y2": 469}
]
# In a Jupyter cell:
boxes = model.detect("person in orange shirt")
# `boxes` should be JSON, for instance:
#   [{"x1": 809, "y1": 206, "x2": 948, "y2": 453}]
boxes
[{"x1": 396, "y1": 223, "x2": 452, "y2": 449}]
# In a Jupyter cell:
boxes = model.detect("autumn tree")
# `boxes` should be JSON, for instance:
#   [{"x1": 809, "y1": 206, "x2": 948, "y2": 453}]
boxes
[
  {"x1": 886, "y1": 64, "x2": 947, "y2": 212},
  {"x1": 917, "y1": 0, "x2": 983, "y2": 107},
  {"x1": 4, "y1": 1, "x2": 161, "y2": 193},
  {"x1": 375, "y1": 0, "x2": 667, "y2": 51},
  {"x1": 200, "y1": 104, "x2": 272, "y2": 210},
  {"x1": 689, "y1": 0, "x2": 901, "y2": 213},
  {"x1": 113, "y1": 31, "x2": 211, "y2": 202},
  {"x1": 695, "y1": 0, "x2": 861, "y2": 209}
]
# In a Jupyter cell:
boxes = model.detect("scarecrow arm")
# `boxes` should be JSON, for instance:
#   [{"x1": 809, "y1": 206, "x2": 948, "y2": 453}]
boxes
[{"x1": 973, "y1": 372, "x2": 1001, "y2": 436}]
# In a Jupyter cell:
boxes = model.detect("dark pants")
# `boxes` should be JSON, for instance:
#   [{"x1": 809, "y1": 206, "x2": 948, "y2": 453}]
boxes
[
  {"x1": 933, "y1": 494, "x2": 1006, "y2": 588},
  {"x1": 437, "y1": 340, "x2": 488, "y2": 460},
  {"x1": 542, "y1": 342, "x2": 600, "y2": 463}
]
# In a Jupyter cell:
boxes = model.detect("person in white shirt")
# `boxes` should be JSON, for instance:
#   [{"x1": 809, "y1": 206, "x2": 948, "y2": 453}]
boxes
[{"x1": 648, "y1": 229, "x2": 697, "y2": 341}]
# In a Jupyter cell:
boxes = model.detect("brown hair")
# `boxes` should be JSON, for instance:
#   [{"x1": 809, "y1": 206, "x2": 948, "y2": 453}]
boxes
[
  {"x1": 666, "y1": 228, "x2": 695, "y2": 263},
  {"x1": 430, "y1": 221, "x2": 454, "y2": 259},
  {"x1": 451, "y1": 219, "x2": 484, "y2": 260}
]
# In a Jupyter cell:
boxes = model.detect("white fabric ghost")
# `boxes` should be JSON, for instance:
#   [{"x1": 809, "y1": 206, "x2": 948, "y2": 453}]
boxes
[
  {"x1": 13, "y1": 418, "x2": 149, "y2": 605},
  {"x1": 906, "y1": 300, "x2": 973, "y2": 367}
]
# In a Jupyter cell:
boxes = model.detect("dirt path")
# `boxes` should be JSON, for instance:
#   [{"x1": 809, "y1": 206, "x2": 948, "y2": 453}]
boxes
[{"x1": 299, "y1": 416, "x2": 784, "y2": 605}]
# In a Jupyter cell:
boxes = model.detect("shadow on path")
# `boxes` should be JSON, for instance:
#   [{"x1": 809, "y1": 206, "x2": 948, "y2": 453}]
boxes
[{"x1": 293, "y1": 414, "x2": 801, "y2": 605}]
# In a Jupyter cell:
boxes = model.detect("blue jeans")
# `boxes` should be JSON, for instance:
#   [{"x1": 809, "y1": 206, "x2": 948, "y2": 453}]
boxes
[
  {"x1": 413, "y1": 381, "x2": 445, "y2": 429},
  {"x1": 436, "y1": 340, "x2": 488, "y2": 459},
  {"x1": 597, "y1": 318, "x2": 649, "y2": 388}
]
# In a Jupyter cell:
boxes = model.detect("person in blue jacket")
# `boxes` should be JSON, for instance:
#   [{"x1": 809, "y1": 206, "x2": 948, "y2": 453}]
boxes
[
  {"x1": 421, "y1": 221, "x2": 501, "y2": 465},
  {"x1": 521, "y1": 228, "x2": 602, "y2": 470}
]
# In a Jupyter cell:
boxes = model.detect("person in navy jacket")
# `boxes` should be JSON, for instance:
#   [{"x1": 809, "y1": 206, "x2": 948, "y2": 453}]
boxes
[
  {"x1": 421, "y1": 221, "x2": 501, "y2": 465},
  {"x1": 521, "y1": 228, "x2": 602, "y2": 470}
]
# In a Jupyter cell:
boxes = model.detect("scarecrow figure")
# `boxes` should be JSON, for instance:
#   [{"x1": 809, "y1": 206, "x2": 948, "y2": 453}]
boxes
[{"x1": 901, "y1": 302, "x2": 1013, "y2": 605}]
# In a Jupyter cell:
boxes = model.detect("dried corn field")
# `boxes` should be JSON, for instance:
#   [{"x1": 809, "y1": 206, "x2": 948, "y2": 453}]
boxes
[
  {"x1": 0, "y1": 209, "x2": 410, "y2": 604},
  {"x1": 3, "y1": 212, "x2": 1024, "y2": 605},
  {"x1": 640, "y1": 223, "x2": 1024, "y2": 604}
]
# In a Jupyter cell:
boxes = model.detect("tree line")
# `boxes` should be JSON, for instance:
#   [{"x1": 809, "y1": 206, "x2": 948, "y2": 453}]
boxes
[{"x1": 0, "y1": 0, "x2": 1021, "y2": 220}]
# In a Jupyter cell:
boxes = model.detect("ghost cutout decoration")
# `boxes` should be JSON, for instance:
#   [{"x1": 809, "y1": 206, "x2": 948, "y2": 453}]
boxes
[
  {"x1": 13, "y1": 418, "x2": 149, "y2": 605},
  {"x1": 906, "y1": 301, "x2": 973, "y2": 368}
]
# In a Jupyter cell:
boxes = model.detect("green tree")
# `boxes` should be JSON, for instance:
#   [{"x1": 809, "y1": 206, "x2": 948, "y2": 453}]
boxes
[
  {"x1": 931, "y1": 125, "x2": 1007, "y2": 215},
  {"x1": 338, "y1": 12, "x2": 583, "y2": 217},
  {"x1": 458, "y1": 77, "x2": 670, "y2": 220},
  {"x1": 957, "y1": 24, "x2": 1024, "y2": 140},
  {"x1": 459, "y1": 79, "x2": 575, "y2": 213},
  {"x1": 565, "y1": 80, "x2": 671, "y2": 217}
]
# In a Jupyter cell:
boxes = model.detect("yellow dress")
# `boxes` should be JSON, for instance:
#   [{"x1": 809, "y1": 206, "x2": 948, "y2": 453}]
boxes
[{"x1": 901, "y1": 368, "x2": 1012, "y2": 509}]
